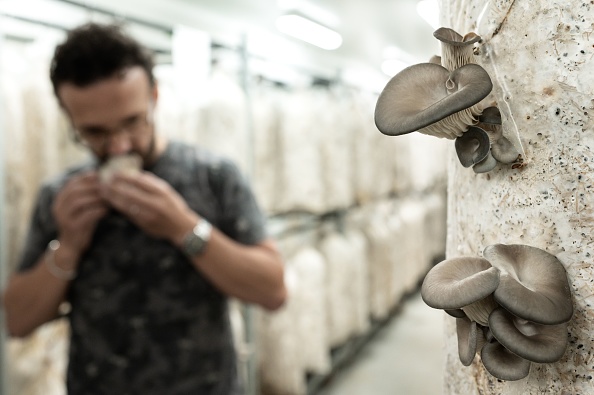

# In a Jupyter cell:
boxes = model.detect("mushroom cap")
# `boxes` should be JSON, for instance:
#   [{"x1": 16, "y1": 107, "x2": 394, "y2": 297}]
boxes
[
  {"x1": 374, "y1": 63, "x2": 493, "y2": 136},
  {"x1": 483, "y1": 244, "x2": 573, "y2": 325},
  {"x1": 421, "y1": 256, "x2": 500, "y2": 310},
  {"x1": 456, "y1": 316, "x2": 478, "y2": 366},
  {"x1": 433, "y1": 27, "x2": 481, "y2": 46},
  {"x1": 473, "y1": 151, "x2": 498, "y2": 173},
  {"x1": 480, "y1": 339, "x2": 531, "y2": 381},
  {"x1": 491, "y1": 136, "x2": 520, "y2": 163},
  {"x1": 429, "y1": 55, "x2": 442, "y2": 65},
  {"x1": 455, "y1": 126, "x2": 491, "y2": 167},
  {"x1": 445, "y1": 309, "x2": 467, "y2": 318},
  {"x1": 479, "y1": 106, "x2": 502, "y2": 125},
  {"x1": 488, "y1": 307, "x2": 569, "y2": 363}
]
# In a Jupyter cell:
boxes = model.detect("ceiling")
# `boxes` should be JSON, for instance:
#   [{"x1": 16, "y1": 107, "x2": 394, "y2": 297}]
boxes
[{"x1": 0, "y1": 0, "x2": 441, "y2": 90}]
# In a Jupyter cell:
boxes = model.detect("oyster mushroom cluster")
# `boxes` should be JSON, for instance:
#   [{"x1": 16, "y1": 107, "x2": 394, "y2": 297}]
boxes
[
  {"x1": 374, "y1": 27, "x2": 519, "y2": 173},
  {"x1": 421, "y1": 244, "x2": 573, "y2": 381}
]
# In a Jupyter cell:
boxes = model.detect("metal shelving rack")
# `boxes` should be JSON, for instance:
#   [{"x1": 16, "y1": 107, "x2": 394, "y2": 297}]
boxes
[{"x1": 0, "y1": 20, "x2": 8, "y2": 395}]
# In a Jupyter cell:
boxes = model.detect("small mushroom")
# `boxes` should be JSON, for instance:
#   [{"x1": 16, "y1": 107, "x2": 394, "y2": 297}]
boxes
[
  {"x1": 477, "y1": 106, "x2": 503, "y2": 140},
  {"x1": 483, "y1": 244, "x2": 573, "y2": 325},
  {"x1": 477, "y1": 106, "x2": 520, "y2": 164},
  {"x1": 488, "y1": 307, "x2": 569, "y2": 363},
  {"x1": 456, "y1": 316, "x2": 478, "y2": 366},
  {"x1": 429, "y1": 55, "x2": 442, "y2": 65},
  {"x1": 421, "y1": 256, "x2": 500, "y2": 325},
  {"x1": 473, "y1": 151, "x2": 498, "y2": 173},
  {"x1": 374, "y1": 63, "x2": 493, "y2": 139},
  {"x1": 491, "y1": 136, "x2": 520, "y2": 164},
  {"x1": 480, "y1": 338, "x2": 532, "y2": 381},
  {"x1": 455, "y1": 126, "x2": 491, "y2": 167},
  {"x1": 433, "y1": 27, "x2": 481, "y2": 71},
  {"x1": 479, "y1": 106, "x2": 502, "y2": 126}
]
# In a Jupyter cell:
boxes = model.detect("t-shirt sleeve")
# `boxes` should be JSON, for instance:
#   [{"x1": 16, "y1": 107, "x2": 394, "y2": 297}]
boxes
[
  {"x1": 17, "y1": 184, "x2": 59, "y2": 273},
  {"x1": 211, "y1": 159, "x2": 267, "y2": 245}
]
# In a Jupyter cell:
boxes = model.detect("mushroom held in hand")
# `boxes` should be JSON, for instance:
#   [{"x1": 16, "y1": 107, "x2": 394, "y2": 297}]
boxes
[
  {"x1": 99, "y1": 153, "x2": 142, "y2": 183},
  {"x1": 374, "y1": 63, "x2": 493, "y2": 139}
]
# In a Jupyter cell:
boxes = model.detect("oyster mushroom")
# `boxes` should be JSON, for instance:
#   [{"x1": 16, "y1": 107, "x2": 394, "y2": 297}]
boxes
[
  {"x1": 480, "y1": 338, "x2": 532, "y2": 381},
  {"x1": 472, "y1": 151, "x2": 498, "y2": 173},
  {"x1": 429, "y1": 55, "x2": 442, "y2": 65},
  {"x1": 454, "y1": 126, "x2": 491, "y2": 167},
  {"x1": 492, "y1": 136, "x2": 520, "y2": 164},
  {"x1": 483, "y1": 244, "x2": 574, "y2": 325},
  {"x1": 478, "y1": 106, "x2": 520, "y2": 164},
  {"x1": 456, "y1": 316, "x2": 479, "y2": 366},
  {"x1": 422, "y1": 243, "x2": 573, "y2": 382},
  {"x1": 421, "y1": 256, "x2": 500, "y2": 326},
  {"x1": 433, "y1": 27, "x2": 481, "y2": 71},
  {"x1": 488, "y1": 307, "x2": 569, "y2": 363},
  {"x1": 374, "y1": 63, "x2": 493, "y2": 139}
]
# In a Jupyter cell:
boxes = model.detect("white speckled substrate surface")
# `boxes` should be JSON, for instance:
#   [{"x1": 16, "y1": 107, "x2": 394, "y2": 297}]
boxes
[{"x1": 441, "y1": 0, "x2": 594, "y2": 393}]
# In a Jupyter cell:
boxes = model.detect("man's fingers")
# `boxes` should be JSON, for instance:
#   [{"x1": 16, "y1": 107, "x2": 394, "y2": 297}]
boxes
[{"x1": 111, "y1": 171, "x2": 166, "y2": 194}]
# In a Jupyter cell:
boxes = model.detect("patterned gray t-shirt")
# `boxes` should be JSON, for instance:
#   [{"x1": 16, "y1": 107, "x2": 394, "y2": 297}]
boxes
[{"x1": 18, "y1": 141, "x2": 267, "y2": 395}]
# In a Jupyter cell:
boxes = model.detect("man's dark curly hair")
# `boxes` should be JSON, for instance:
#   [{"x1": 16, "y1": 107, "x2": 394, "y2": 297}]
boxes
[{"x1": 50, "y1": 22, "x2": 155, "y2": 95}]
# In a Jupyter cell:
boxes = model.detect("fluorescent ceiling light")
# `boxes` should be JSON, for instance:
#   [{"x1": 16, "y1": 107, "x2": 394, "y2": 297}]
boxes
[
  {"x1": 275, "y1": 14, "x2": 342, "y2": 50},
  {"x1": 416, "y1": 0, "x2": 440, "y2": 30}
]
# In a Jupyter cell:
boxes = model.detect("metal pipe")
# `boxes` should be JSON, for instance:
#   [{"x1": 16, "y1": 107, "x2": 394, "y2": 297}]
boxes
[{"x1": 0, "y1": 25, "x2": 8, "y2": 395}]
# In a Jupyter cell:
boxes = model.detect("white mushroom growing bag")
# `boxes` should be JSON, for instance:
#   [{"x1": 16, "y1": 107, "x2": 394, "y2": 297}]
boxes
[
  {"x1": 318, "y1": 231, "x2": 360, "y2": 346},
  {"x1": 344, "y1": 229, "x2": 371, "y2": 335},
  {"x1": 275, "y1": 89, "x2": 326, "y2": 214},
  {"x1": 258, "y1": 266, "x2": 307, "y2": 395},
  {"x1": 250, "y1": 86, "x2": 284, "y2": 214},
  {"x1": 319, "y1": 89, "x2": 355, "y2": 211},
  {"x1": 291, "y1": 247, "x2": 331, "y2": 374},
  {"x1": 195, "y1": 69, "x2": 250, "y2": 175},
  {"x1": 361, "y1": 203, "x2": 395, "y2": 320}
]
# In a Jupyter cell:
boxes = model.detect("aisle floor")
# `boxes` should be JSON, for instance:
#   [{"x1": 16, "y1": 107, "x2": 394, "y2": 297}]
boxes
[{"x1": 317, "y1": 291, "x2": 446, "y2": 395}]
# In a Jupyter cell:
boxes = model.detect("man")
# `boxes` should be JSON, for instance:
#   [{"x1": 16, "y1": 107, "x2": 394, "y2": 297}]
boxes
[{"x1": 2, "y1": 22, "x2": 287, "y2": 395}]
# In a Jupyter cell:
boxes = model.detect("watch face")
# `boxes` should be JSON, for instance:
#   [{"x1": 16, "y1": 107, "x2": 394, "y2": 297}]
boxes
[
  {"x1": 184, "y1": 233, "x2": 205, "y2": 256},
  {"x1": 183, "y1": 220, "x2": 212, "y2": 257}
]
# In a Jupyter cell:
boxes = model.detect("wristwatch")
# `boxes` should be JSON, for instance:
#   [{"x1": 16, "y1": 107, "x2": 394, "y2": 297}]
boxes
[{"x1": 181, "y1": 218, "x2": 213, "y2": 257}]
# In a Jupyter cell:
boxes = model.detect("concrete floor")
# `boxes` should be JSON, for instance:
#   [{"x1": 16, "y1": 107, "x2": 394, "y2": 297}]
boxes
[{"x1": 316, "y1": 291, "x2": 446, "y2": 395}]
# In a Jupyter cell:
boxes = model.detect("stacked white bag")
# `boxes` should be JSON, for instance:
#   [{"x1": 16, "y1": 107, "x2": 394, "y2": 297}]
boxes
[
  {"x1": 258, "y1": 265, "x2": 307, "y2": 395},
  {"x1": 250, "y1": 84, "x2": 285, "y2": 214},
  {"x1": 259, "y1": 243, "x2": 330, "y2": 395},
  {"x1": 6, "y1": 319, "x2": 69, "y2": 395},
  {"x1": 195, "y1": 68, "x2": 251, "y2": 175},
  {"x1": 317, "y1": 229, "x2": 359, "y2": 347}
]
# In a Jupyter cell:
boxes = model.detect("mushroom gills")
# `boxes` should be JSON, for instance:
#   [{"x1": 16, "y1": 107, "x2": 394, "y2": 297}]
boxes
[{"x1": 374, "y1": 63, "x2": 492, "y2": 138}]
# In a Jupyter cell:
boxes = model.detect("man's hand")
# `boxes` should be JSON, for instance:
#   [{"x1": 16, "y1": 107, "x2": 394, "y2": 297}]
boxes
[
  {"x1": 100, "y1": 172, "x2": 197, "y2": 244},
  {"x1": 53, "y1": 172, "x2": 109, "y2": 255}
]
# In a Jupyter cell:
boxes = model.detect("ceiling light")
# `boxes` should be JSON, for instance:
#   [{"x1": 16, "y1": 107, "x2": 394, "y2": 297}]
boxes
[
  {"x1": 275, "y1": 13, "x2": 342, "y2": 50},
  {"x1": 416, "y1": 0, "x2": 440, "y2": 30}
]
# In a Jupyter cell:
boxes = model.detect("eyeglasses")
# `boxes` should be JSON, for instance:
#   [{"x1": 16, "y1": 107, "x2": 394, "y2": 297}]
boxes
[{"x1": 72, "y1": 105, "x2": 154, "y2": 150}]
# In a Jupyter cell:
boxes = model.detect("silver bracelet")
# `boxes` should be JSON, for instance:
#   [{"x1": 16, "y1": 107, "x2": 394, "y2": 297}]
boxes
[{"x1": 45, "y1": 240, "x2": 77, "y2": 281}]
